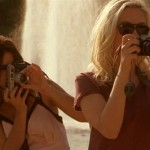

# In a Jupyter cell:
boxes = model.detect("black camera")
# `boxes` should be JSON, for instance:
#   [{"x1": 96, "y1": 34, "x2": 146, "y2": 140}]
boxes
[
  {"x1": 139, "y1": 35, "x2": 150, "y2": 56},
  {"x1": 6, "y1": 62, "x2": 29, "y2": 91}
]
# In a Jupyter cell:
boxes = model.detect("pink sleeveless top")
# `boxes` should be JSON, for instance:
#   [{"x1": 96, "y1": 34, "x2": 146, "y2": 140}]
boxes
[{"x1": 2, "y1": 104, "x2": 70, "y2": 150}]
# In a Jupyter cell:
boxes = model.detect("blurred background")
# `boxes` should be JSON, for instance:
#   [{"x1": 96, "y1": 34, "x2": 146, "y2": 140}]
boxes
[{"x1": 2, "y1": 0, "x2": 149, "y2": 149}]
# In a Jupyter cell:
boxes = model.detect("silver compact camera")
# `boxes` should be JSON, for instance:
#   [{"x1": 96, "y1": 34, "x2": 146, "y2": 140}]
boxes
[{"x1": 6, "y1": 62, "x2": 29, "y2": 91}]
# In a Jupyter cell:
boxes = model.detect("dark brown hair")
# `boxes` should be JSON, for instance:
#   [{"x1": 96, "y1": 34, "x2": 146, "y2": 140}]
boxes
[{"x1": 0, "y1": 35, "x2": 23, "y2": 65}]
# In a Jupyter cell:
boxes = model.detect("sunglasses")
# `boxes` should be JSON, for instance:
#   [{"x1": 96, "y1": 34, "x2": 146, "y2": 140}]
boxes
[{"x1": 117, "y1": 22, "x2": 150, "y2": 36}]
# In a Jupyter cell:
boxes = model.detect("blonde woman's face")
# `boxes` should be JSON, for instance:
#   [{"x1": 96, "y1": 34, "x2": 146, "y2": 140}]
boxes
[{"x1": 114, "y1": 7, "x2": 147, "y2": 52}]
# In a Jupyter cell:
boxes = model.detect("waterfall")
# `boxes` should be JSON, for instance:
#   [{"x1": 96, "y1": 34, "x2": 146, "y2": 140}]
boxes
[{"x1": 21, "y1": 0, "x2": 100, "y2": 95}]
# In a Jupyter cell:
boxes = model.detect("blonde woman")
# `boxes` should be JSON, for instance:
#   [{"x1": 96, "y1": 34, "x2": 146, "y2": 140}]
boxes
[{"x1": 74, "y1": 0, "x2": 150, "y2": 149}]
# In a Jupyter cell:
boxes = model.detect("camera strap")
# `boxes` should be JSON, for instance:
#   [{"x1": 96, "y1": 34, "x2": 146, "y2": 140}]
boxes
[
  {"x1": 36, "y1": 94, "x2": 63, "y2": 124},
  {"x1": 22, "y1": 92, "x2": 64, "y2": 149}
]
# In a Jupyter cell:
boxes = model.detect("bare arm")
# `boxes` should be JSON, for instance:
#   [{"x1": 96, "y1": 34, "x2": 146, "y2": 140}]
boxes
[
  {"x1": 46, "y1": 79, "x2": 86, "y2": 122},
  {"x1": 0, "y1": 87, "x2": 28, "y2": 150},
  {"x1": 22, "y1": 65, "x2": 86, "y2": 122},
  {"x1": 0, "y1": 123, "x2": 7, "y2": 150},
  {"x1": 80, "y1": 34, "x2": 140, "y2": 139},
  {"x1": 1, "y1": 112, "x2": 27, "y2": 150},
  {"x1": 80, "y1": 69, "x2": 128, "y2": 139}
]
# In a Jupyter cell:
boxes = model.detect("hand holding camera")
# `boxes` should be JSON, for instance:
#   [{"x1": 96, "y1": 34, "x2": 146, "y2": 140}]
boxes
[{"x1": 6, "y1": 61, "x2": 30, "y2": 91}]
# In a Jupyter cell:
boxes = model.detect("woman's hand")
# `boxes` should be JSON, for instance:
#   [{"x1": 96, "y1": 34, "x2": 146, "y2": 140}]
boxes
[
  {"x1": 1, "y1": 87, "x2": 28, "y2": 150},
  {"x1": 21, "y1": 64, "x2": 49, "y2": 94},
  {"x1": 119, "y1": 34, "x2": 140, "y2": 72},
  {"x1": 3, "y1": 86, "x2": 28, "y2": 114}
]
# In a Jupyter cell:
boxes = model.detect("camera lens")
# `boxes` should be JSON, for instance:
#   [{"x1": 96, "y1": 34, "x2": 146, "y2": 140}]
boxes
[
  {"x1": 139, "y1": 35, "x2": 150, "y2": 56},
  {"x1": 15, "y1": 73, "x2": 29, "y2": 84},
  {"x1": 143, "y1": 40, "x2": 150, "y2": 55},
  {"x1": 20, "y1": 74, "x2": 29, "y2": 83}
]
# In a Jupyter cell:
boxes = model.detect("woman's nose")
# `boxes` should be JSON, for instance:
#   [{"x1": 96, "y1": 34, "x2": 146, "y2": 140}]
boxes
[{"x1": 132, "y1": 29, "x2": 140, "y2": 38}]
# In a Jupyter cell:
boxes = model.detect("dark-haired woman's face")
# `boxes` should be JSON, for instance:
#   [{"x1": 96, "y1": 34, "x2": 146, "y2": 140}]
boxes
[{"x1": 0, "y1": 52, "x2": 14, "y2": 89}]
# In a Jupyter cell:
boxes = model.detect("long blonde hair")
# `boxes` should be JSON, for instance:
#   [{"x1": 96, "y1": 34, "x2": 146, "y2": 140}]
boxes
[{"x1": 88, "y1": 0, "x2": 150, "y2": 84}]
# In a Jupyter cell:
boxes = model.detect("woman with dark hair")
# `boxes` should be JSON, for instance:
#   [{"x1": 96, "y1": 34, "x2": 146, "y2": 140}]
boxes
[
  {"x1": 0, "y1": 35, "x2": 70, "y2": 150},
  {"x1": 0, "y1": 36, "x2": 23, "y2": 63}
]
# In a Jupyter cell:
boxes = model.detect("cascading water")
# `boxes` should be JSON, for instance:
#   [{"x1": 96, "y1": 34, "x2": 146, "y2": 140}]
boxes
[
  {"x1": 21, "y1": 0, "x2": 101, "y2": 149},
  {"x1": 21, "y1": 0, "x2": 100, "y2": 95}
]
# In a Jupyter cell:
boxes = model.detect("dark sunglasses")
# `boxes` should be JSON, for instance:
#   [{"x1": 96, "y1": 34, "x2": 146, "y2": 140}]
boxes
[{"x1": 117, "y1": 22, "x2": 150, "y2": 36}]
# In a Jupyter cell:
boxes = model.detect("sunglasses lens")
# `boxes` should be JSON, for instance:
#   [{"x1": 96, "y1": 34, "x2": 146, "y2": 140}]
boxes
[
  {"x1": 118, "y1": 23, "x2": 150, "y2": 36},
  {"x1": 137, "y1": 25, "x2": 149, "y2": 35},
  {"x1": 118, "y1": 23, "x2": 134, "y2": 35}
]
